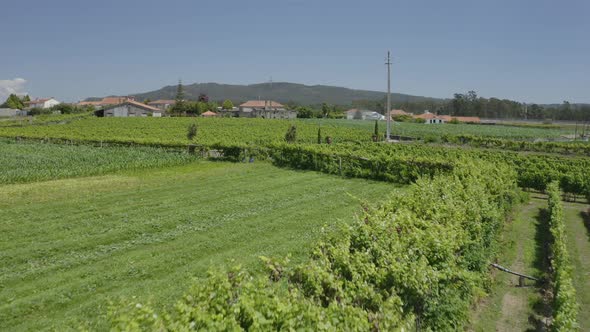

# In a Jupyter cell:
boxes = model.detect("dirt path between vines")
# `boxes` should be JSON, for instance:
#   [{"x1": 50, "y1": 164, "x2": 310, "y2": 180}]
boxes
[{"x1": 470, "y1": 198, "x2": 551, "y2": 331}]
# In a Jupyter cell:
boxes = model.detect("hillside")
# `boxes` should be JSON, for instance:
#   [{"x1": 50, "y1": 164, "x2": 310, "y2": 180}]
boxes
[{"x1": 115, "y1": 82, "x2": 443, "y2": 106}]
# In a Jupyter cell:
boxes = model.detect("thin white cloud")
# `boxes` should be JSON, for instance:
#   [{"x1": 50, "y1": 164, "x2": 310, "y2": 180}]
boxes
[{"x1": 0, "y1": 78, "x2": 28, "y2": 101}]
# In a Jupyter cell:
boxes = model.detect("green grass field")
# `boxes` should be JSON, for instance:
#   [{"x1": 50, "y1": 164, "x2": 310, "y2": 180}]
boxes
[{"x1": 0, "y1": 161, "x2": 398, "y2": 331}]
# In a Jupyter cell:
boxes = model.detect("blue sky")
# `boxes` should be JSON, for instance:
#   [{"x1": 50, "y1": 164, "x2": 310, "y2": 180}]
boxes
[{"x1": 2, "y1": 0, "x2": 589, "y2": 103}]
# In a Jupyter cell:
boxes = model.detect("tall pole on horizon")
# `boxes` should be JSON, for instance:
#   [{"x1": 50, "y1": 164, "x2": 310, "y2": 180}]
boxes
[{"x1": 386, "y1": 51, "x2": 392, "y2": 141}]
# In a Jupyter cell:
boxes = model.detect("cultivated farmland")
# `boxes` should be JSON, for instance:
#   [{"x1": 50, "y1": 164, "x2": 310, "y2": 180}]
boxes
[{"x1": 1, "y1": 116, "x2": 588, "y2": 331}]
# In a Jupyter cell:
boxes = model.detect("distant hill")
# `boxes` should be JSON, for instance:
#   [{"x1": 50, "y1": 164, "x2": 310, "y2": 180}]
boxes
[{"x1": 98, "y1": 82, "x2": 443, "y2": 106}]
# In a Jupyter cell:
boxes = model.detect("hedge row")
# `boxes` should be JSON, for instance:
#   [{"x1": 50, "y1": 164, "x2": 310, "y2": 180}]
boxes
[
  {"x1": 547, "y1": 182, "x2": 579, "y2": 331},
  {"x1": 268, "y1": 144, "x2": 455, "y2": 184},
  {"x1": 447, "y1": 134, "x2": 590, "y2": 157}
]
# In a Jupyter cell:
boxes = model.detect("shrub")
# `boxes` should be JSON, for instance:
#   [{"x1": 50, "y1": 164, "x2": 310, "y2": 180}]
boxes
[
  {"x1": 187, "y1": 123, "x2": 197, "y2": 141},
  {"x1": 285, "y1": 125, "x2": 297, "y2": 143}
]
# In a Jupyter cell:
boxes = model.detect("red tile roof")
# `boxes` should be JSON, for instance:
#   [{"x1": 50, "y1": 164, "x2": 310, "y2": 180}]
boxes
[
  {"x1": 201, "y1": 111, "x2": 217, "y2": 117},
  {"x1": 240, "y1": 100, "x2": 284, "y2": 108},
  {"x1": 26, "y1": 98, "x2": 52, "y2": 104},
  {"x1": 126, "y1": 100, "x2": 162, "y2": 112},
  {"x1": 102, "y1": 100, "x2": 162, "y2": 112},
  {"x1": 414, "y1": 112, "x2": 437, "y2": 119},
  {"x1": 148, "y1": 99, "x2": 175, "y2": 105},
  {"x1": 388, "y1": 109, "x2": 409, "y2": 116},
  {"x1": 78, "y1": 96, "x2": 134, "y2": 106}
]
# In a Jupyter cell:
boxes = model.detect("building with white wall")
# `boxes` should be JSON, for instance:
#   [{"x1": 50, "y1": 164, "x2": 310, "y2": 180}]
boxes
[{"x1": 27, "y1": 98, "x2": 60, "y2": 109}]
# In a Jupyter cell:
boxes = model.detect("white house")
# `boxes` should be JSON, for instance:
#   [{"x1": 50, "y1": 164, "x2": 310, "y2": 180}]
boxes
[
  {"x1": 102, "y1": 100, "x2": 163, "y2": 117},
  {"x1": 27, "y1": 98, "x2": 60, "y2": 109},
  {"x1": 346, "y1": 109, "x2": 385, "y2": 120},
  {"x1": 233, "y1": 100, "x2": 296, "y2": 119},
  {"x1": 424, "y1": 117, "x2": 446, "y2": 124}
]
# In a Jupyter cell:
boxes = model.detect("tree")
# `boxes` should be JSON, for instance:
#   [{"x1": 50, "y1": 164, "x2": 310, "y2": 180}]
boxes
[
  {"x1": 321, "y1": 103, "x2": 331, "y2": 118},
  {"x1": 285, "y1": 125, "x2": 297, "y2": 143},
  {"x1": 198, "y1": 93, "x2": 209, "y2": 103},
  {"x1": 296, "y1": 106, "x2": 314, "y2": 118},
  {"x1": 1, "y1": 94, "x2": 25, "y2": 109},
  {"x1": 222, "y1": 99, "x2": 234, "y2": 110},
  {"x1": 143, "y1": 98, "x2": 151, "y2": 105},
  {"x1": 317, "y1": 127, "x2": 322, "y2": 144},
  {"x1": 174, "y1": 80, "x2": 185, "y2": 110},
  {"x1": 50, "y1": 103, "x2": 74, "y2": 114},
  {"x1": 374, "y1": 120, "x2": 379, "y2": 137},
  {"x1": 207, "y1": 101, "x2": 218, "y2": 112},
  {"x1": 187, "y1": 123, "x2": 197, "y2": 141}
]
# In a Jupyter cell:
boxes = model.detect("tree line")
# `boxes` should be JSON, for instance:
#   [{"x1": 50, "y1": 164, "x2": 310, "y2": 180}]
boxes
[{"x1": 347, "y1": 91, "x2": 590, "y2": 121}]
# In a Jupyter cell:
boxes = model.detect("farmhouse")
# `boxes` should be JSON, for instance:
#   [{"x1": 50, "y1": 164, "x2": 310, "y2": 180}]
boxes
[
  {"x1": 103, "y1": 100, "x2": 163, "y2": 117},
  {"x1": 26, "y1": 98, "x2": 60, "y2": 109},
  {"x1": 78, "y1": 96, "x2": 135, "y2": 108},
  {"x1": 414, "y1": 111, "x2": 481, "y2": 124},
  {"x1": 220, "y1": 100, "x2": 297, "y2": 119},
  {"x1": 148, "y1": 99, "x2": 175, "y2": 110},
  {"x1": 346, "y1": 109, "x2": 385, "y2": 120},
  {"x1": 239, "y1": 100, "x2": 284, "y2": 112}
]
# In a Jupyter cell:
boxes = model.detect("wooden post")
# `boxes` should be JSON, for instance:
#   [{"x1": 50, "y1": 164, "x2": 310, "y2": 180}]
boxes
[
  {"x1": 339, "y1": 157, "x2": 342, "y2": 176},
  {"x1": 519, "y1": 276, "x2": 525, "y2": 287}
]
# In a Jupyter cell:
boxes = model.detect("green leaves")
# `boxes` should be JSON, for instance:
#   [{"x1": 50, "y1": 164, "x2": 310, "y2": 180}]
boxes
[{"x1": 547, "y1": 182, "x2": 580, "y2": 331}]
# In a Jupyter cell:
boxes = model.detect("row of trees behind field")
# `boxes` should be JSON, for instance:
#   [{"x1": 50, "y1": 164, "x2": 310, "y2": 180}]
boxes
[{"x1": 351, "y1": 91, "x2": 590, "y2": 121}]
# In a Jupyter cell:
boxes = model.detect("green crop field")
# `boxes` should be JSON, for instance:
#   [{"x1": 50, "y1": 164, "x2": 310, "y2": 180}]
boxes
[
  {"x1": 0, "y1": 139, "x2": 196, "y2": 184},
  {"x1": 0, "y1": 161, "x2": 397, "y2": 331},
  {"x1": 301, "y1": 118, "x2": 572, "y2": 139},
  {"x1": 0, "y1": 116, "x2": 576, "y2": 147}
]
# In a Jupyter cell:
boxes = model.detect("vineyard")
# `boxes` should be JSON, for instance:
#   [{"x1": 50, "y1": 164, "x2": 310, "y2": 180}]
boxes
[
  {"x1": 1, "y1": 116, "x2": 588, "y2": 156},
  {"x1": 1, "y1": 116, "x2": 588, "y2": 330}
]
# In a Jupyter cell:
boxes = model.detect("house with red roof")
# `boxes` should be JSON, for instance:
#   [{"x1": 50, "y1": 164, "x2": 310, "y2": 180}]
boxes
[
  {"x1": 148, "y1": 99, "x2": 176, "y2": 111},
  {"x1": 229, "y1": 100, "x2": 296, "y2": 119},
  {"x1": 102, "y1": 100, "x2": 163, "y2": 117},
  {"x1": 78, "y1": 96, "x2": 135, "y2": 108}
]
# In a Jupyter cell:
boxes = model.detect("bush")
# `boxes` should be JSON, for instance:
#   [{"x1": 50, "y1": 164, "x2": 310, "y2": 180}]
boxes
[{"x1": 285, "y1": 125, "x2": 297, "y2": 143}]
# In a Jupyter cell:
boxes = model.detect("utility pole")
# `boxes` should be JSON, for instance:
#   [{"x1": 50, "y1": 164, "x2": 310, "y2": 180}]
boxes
[{"x1": 385, "y1": 51, "x2": 392, "y2": 141}]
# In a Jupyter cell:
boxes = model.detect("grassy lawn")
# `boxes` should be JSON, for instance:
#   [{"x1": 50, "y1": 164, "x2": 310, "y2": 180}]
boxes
[
  {"x1": 562, "y1": 200, "x2": 590, "y2": 331},
  {"x1": 470, "y1": 196, "x2": 551, "y2": 331},
  {"x1": 0, "y1": 161, "x2": 398, "y2": 331}
]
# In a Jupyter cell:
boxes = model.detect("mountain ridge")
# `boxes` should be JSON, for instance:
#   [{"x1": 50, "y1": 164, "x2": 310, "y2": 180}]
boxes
[{"x1": 86, "y1": 82, "x2": 445, "y2": 106}]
